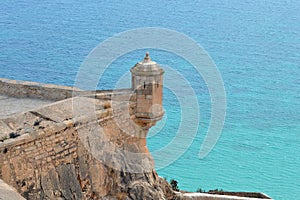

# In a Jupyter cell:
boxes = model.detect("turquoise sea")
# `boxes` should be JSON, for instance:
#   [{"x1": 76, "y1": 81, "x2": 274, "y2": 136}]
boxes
[{"x1": 1, "y1": 1, "x2": 299, "y2": 199}]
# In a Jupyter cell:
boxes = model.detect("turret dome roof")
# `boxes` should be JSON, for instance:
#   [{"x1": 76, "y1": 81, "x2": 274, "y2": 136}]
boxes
[{"x1": 130, "y1": 52, "x2": 164, "y2": 75}]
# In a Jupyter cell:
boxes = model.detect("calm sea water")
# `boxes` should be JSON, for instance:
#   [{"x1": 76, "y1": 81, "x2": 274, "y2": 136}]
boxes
[{"x1": 1, "y1": 0, "x2": 299, "y2": 199}]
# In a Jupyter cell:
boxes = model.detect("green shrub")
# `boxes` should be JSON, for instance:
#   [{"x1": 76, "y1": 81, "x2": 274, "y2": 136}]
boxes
[
  {"x1": 196, "y1": 188, "x2": 205, "y2": 193},
  {"x1": 170, "y1": 179, "x2": 179, "y2": 191}
]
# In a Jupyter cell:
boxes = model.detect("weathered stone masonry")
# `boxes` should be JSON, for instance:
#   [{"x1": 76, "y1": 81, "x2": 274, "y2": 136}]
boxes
[
  {"x1": 0, "y1": 92, "x2": 171, "y2": 199},
  {"x1": 0, "y1": 53, "x2": 272, "y2": 200},
  {"x1": 0, "y1": 53, "x2": 172, "y2": 199}
]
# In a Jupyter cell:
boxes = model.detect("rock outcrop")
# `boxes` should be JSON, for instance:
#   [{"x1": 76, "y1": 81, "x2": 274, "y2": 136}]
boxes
[{"x1": 0, "y1": 179, "x2": 25, "y2": 200}]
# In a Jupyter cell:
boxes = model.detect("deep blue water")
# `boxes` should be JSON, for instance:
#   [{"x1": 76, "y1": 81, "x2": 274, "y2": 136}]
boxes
[{"x1": 1, "y1": 1, "x2": 300, "y2": 199}]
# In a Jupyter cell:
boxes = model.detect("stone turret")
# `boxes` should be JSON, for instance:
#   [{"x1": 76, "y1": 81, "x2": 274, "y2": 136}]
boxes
[{"x1": 131, "y1": 52, "x2": 164, "y2": 127}]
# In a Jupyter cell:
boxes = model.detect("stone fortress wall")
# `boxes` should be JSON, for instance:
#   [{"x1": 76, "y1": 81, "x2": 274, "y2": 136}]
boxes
[
  {"x1": 0, "y1": 53, "x2": 272, "y2": 200},
  {"x1": 0, "y1": 78, "x2": 132, "y2": 101},
  {"x1": 0, "y1": 78, "x2": 174, "y2": 199},
  {"x1": 0, "y1": 78, "x2": 76, "y2": 101},
  {"x1": 0, "y1": 78, "x2": 272, "y2": 200}
]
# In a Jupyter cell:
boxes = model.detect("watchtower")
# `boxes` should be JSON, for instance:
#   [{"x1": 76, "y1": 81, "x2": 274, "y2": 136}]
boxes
[{"x1": 131, "y1": 52, "x2": 164, "y2": 127}]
